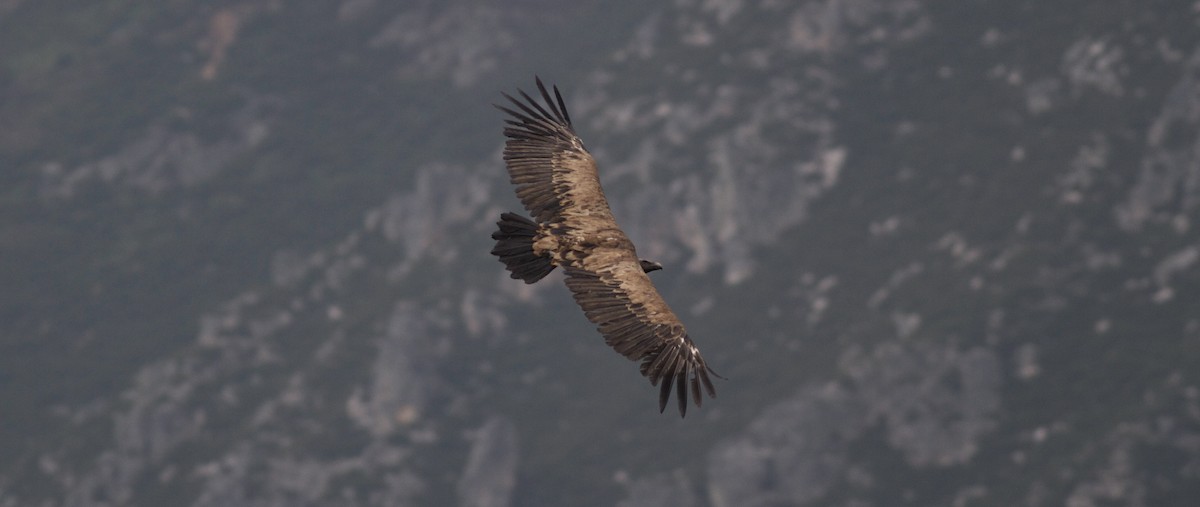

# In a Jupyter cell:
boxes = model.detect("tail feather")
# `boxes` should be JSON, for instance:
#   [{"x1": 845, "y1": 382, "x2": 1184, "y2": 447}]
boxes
[{"x1": 491, "y1": 212, "x2": 555, "y2": 284}]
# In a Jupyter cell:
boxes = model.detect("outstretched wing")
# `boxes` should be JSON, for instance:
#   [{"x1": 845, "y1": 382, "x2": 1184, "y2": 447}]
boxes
[
  {"x1": 563, "y1": 250, "x2": 718, "y2": 417},
  {"x1": 495, "y1": 77, "x2": 615, "y2": 225}
]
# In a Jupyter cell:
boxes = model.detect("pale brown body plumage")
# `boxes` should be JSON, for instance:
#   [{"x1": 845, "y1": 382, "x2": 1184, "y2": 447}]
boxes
[{"x1": 490, "y1": 77, "x2": 718, "y2": 417}]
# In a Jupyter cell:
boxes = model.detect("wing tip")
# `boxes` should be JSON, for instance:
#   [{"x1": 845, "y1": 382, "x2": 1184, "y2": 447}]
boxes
[
  {"x1": 644, "y1": 336, "x2": 719, "y2": 418},
  {"x1": 498, "y1": 76, "x2": 574, "y2": 133}
]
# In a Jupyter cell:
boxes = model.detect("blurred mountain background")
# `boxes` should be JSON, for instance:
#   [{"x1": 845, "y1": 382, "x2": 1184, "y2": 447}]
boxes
[{"x1": 3, "y1": 0, "x2": 1200, "y2": 505}]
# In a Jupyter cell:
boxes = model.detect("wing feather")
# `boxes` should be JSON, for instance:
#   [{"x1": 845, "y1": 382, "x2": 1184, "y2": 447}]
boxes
[
  {"x1": 495, "y1": 78, "x2": 614, "y2": 225},
  {"x1": 562, "y1": 253, "x2": 718, "y2": 417}
]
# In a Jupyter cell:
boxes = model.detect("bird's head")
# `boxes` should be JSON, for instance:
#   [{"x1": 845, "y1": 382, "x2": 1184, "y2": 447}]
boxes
[{"x1": 639, "y1": 259, "x2": 663, "y2": 273}]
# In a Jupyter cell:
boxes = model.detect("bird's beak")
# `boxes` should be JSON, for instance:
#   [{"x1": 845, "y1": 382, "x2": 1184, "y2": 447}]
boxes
[{"x1": 640, "y1": 260, "x2": 663, "y2": 273}]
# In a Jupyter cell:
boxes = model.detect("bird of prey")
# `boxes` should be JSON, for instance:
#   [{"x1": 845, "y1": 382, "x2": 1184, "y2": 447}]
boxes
[{"x1": 490, "y1": 77, "x2": 719, "y2": 417}]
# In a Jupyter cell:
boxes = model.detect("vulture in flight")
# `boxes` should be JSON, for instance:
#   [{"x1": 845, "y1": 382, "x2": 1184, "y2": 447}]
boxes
[{"x1": 490, "y1": 77, "x2": 719, "y2": 417}]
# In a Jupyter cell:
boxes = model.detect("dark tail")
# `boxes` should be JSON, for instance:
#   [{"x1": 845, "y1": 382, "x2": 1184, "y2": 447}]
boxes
[{"x1": 490, "y1": 212, "x2": 555, "y2": 284}]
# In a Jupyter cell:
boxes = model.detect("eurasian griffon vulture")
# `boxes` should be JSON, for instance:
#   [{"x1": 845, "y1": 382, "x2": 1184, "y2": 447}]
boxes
[{"x1": 490, "y1": 77, "x2": 719, "y2": 417}]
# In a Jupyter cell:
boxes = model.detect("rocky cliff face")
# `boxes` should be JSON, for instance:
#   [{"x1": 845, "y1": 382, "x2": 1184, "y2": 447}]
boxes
[{"x1": 2, "y1": 1, "x2": 1198, "y2": 506}]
